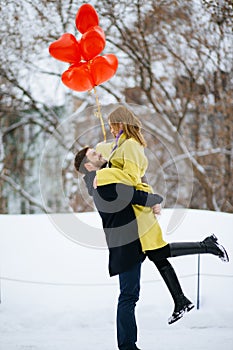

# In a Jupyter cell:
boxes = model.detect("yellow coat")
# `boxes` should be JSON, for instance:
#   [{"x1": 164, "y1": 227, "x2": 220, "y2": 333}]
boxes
[{"x1": 96, "y1": 134, "x2": 167, "y2": 252}]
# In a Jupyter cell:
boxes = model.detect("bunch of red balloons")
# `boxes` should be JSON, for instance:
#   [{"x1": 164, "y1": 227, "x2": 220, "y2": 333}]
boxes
[{"x1": 49, "y1": 4, "x2": 118, "y2": 92}]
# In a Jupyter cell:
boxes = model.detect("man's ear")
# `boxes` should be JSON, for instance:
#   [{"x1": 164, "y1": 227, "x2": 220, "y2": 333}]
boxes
[{"x1": 84, "y1": 162, "x2": 94, "y2": 172}]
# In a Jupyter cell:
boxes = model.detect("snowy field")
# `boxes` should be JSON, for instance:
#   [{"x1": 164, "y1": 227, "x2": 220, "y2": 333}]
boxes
[{"x1": 0, "y1": 209, "x2": 232, "y2": 350}]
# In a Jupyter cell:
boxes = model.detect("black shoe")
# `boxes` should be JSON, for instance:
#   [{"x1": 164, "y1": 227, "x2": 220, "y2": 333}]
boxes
[
  {"x1": 203, "y1": 234, "x2": 229, "y2": 262},
  {"x1": 168, "y1": 295, "x2": 195, "y2": 325}
]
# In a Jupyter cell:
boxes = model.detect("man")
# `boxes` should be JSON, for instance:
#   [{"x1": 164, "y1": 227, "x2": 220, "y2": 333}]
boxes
[
  {"x1": 74, "y1": 147, "x2": 162, "y2": 350},
  {"x1": 74, "y1": 146, "x2": 229, "y2": 349}
]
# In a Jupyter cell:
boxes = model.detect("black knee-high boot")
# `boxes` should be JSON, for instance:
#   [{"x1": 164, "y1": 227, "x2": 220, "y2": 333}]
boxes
[
  {"x1": 152, "y1": 260, "x2": 194, "y2": 325},
  {"x1": 170, "y1": 234, "x2": 229, "y2": 262}
]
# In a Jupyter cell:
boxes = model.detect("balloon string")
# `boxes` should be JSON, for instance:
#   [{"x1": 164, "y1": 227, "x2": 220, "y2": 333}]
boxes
[{"x1": 93, "y1": 87, "x2": 106, "y2": 142}]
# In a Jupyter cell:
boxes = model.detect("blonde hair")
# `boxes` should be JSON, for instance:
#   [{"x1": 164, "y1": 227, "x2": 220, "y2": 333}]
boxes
[{"x1": 108, "y1": 106, "x2": 147, "y2": 147}]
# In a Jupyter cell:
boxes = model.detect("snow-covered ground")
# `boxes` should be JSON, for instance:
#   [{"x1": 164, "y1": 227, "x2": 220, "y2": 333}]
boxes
[{"x1": 0, "y1": 209, "x2": 232, "y2": 350}]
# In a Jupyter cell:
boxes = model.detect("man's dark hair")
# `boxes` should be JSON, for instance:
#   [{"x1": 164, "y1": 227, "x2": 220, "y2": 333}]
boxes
[{"x1": 74, "y1": 146, "x2": 90, "y2": 174}]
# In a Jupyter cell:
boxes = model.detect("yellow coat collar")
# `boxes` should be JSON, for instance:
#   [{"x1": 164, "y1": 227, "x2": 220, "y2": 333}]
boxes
[{"x1": 109, "y1": 133, "x2": 127, "y2": 160}]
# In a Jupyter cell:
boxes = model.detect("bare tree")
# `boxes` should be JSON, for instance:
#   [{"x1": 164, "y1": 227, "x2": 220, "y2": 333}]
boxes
[
  {"x1": 0, "y1": 0, "x2": 86, "y2": 213},
  {"x1": 0, "y1": 0, "x2": 232, "y2": 213},
  {"x1": 94, "y1": 0, "x2": 233, "y2": 212}
]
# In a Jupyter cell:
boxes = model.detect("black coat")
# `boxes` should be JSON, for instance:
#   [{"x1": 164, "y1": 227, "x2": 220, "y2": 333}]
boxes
[{"x1": 84, "y1": 171, "x2": 163, "y2": 276}]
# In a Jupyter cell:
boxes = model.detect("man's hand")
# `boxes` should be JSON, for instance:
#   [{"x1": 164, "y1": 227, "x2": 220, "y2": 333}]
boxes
[{"x1": 152, "y1": 204, "x2": 161, "y2": 215}]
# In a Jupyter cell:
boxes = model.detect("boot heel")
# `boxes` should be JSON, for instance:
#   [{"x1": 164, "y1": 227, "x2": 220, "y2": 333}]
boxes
[
  {"x1": 168, "y1": 296, "x2": 194, "y2": 325},
  {"x1": 204, "y1": 234, "x2": 229, "y2": 262},
  {"x1": 210, "y1": 234, "x2": 218, "y2": 242}
]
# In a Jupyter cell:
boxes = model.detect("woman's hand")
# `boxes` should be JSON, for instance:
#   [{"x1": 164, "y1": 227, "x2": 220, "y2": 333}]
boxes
[{"x1": 93, "y1": 176, "x2": 97, "y2": 189}]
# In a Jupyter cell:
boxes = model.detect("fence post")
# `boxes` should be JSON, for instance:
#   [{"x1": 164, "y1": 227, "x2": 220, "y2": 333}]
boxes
[{"x1": 197, "y1": 254, "x2": 201, "y2": 309}]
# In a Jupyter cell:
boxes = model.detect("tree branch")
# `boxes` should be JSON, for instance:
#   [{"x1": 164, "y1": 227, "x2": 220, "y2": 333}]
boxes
[{"x1": 0, "y1": 171, "x2": 53, "y2": 214}]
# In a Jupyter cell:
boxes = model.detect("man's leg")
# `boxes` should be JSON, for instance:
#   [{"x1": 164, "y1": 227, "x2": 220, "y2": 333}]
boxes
[{"x1": 117, "y1": 261, "x2": 141, "y2": 350}]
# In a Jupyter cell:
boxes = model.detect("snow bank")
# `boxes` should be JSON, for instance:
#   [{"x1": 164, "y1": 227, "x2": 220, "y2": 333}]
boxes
[{"x1": 0, "y1": 209, "x2": 232, "y2": 350}]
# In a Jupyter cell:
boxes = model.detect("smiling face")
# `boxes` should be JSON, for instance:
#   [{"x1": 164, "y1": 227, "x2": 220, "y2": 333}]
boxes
[
  {"x1": 109, "y1": 122, "x2": 123, "y2": 138},
  {"x1": 85, "y1": 148, "x2": 106, "y2": 170}
]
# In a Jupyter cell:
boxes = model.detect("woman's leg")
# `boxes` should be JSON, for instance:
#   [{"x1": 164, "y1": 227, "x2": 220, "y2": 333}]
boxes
[
  {"x1": 169, "y1": 234, "x2": 229, "y2": 262},
  {"x1": 147, "y1": 234, "x2": 228, "y2": 324},
  {"x1": 150, "y1": 258, "x2": 194, "y2": 324},
  {"x1": 147, "y1": 234, "x2": 229, "y2": 262}
]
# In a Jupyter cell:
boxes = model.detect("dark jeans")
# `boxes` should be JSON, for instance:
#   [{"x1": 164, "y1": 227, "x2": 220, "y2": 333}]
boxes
[{"x1": 117, "y1": 261, "x2": 141, "y2": 350}]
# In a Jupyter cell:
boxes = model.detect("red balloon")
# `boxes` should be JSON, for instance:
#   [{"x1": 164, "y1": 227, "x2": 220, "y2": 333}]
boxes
[
  {"x1": 61, "y1": 63, "x2": 94, "y2": 92},
  {"x1": 49, "y1": 33, "x2": 81, "y2": 64},
  {"x1": 91, "y1": 54, "x2": 118, "y2": 86},
  {"x1": 75, "y1": 4, "x2": 99, "y2": 34},
  {"x1": 80, "y1": 26, "x2": 106, "y2": 61},
  {"x1": 61, "y1": 54, "x2": 118, "y2": 92}
]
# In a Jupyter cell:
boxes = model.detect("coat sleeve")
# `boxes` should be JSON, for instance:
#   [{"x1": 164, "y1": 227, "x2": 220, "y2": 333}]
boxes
[
  {"x1": 115, "y1": 184, "x2": 163, "y2": 207},
  {"x1": 96, "y1": 139, "x2": 147, "y2": 187},
  {"x1": 95, "y1": 142, "x2": 113, "y2": 160},
  {"x1": 95, "y1": 183, "x2": 162, "y2": 212},
  {"x1": 132, "y1": 190, "x2": 163, "y2": 206},
  {"x1": 96, "y1": 167, "x2": 134, "y2": 187}
]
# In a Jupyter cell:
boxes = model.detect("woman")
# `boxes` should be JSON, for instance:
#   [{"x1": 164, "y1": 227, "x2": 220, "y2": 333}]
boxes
[{"x1": 95, "y1": 105, "x2": 229, "y2": 324}]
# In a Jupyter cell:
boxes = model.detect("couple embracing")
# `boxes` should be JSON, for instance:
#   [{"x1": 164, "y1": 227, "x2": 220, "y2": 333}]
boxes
[{"x1": 74, "y1": 105, "x2": 229, "y2": 350}]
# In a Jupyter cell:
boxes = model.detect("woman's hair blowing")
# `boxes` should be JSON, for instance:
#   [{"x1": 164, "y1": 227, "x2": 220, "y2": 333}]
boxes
[{"x1": 108, "y1": 106, "x2": 147, "y2": 147}]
